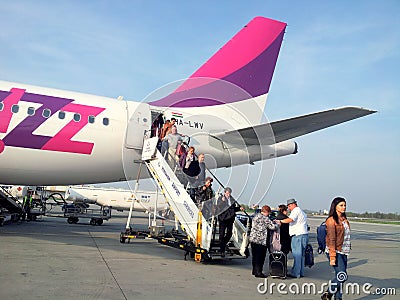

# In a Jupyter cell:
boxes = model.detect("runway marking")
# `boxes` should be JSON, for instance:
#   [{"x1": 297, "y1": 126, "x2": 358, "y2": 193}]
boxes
[
  {"x1": 364, "y1": 246, "x2": 399, "y2": 248},
  {"x1": 352, "y1": 229, "x2": 399, "y2": 235},
  {"x1": 88, "y1": 230, "x2": 128, "y2": 300}
]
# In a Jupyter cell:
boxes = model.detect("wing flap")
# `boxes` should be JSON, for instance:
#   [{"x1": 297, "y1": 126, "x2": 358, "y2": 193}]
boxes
[{"x1": 213, "y1": 107, "x2": 376, "y2": 146}]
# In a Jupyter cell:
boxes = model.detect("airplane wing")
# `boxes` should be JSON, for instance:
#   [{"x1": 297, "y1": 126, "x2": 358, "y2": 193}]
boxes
[{"x1": 213, "y1": 107, "x2": 376, "y2": 146}]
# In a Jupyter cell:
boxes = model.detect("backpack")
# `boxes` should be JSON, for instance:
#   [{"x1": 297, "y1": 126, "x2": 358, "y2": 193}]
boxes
[
  {"x1": 305, "y1": 244, "x2": 314, "y2": 268},
  {"x1": 176, "y1": 141, "x2": 186, "y2": 157},
  {"x1": 317, "y1": 221, "x2": 327, "y2": 254}
]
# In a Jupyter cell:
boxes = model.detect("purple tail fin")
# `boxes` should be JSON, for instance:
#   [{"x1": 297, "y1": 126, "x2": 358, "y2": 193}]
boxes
[{"x1": 150, "y1": 17, "x2": 286, "y2": 108}]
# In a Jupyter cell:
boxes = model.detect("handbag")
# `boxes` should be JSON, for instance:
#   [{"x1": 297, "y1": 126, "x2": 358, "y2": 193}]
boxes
[{"x1": 175, "y1": 141, "x2": 186, "y2": 156}]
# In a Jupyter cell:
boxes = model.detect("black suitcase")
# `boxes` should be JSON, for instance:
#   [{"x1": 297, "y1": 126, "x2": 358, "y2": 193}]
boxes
[
  {"x1": 269, "y1": 251, "x2": 287, "y2": 279},
  {"x1": 305, "y1": 244, "x2": 314, "y2": 268}
]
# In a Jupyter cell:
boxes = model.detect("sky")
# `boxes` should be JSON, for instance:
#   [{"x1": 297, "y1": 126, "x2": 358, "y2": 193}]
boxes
[{"x1": 0, "y1": 1, "x2": 398, "y2": 213}]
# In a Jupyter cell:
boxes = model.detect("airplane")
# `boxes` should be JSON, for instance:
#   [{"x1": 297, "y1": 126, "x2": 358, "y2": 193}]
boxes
[
  {"x1": 0, "y1": 184, "x2": 67, "y2": 201},
  {"x1": 65, "y1": 185, "x2": 169, "y2": 215},
  {"x1": 1, "y1": 183, "x2": 168, "y2": 213},
  {"x1": 0, "y1": 16, "x2": 375, "y2": 187},
  {"x1": 0, "y1": 185, "x2": 27, "y2": 199}
]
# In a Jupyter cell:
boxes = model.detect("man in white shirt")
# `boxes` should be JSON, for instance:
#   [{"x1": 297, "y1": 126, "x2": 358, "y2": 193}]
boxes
[{"x1": 278, "y1": 198, "x2": 309, "y2": 278}]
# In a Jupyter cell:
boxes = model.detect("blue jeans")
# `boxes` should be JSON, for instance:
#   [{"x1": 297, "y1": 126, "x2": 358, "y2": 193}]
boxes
[
  {"x1": 325, "y1": 253, "x2": 348, "y2": 300},
  {"x1": 290, "y1": 234, "x2": 308, "y2": 277}
]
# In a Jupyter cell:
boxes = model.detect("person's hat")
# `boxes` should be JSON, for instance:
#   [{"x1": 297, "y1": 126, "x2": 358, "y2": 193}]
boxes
[
  {"x1": 287, "y1": 198, "x2": 297, "y2": 205},
  {"x1": 224, "y1": 187, "x2": 232, "y2": 193},
  {"x1": 205, "y1": 176, "x2": 213, "y2": 182}
]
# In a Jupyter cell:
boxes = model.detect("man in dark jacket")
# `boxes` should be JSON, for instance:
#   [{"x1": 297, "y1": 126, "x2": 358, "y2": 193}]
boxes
[
  {"x1": 217, "y1": 187, "x2": 243, "y2": 257},
  {"x1": 195, "y1": 177, "x2": 214, "y2": 204},
  {"x1": 276, "y1": 204, "x2": 292, "y2": 254},
  {"x1": 195, "y1": 177, "x2": 215, "y2": 219}
]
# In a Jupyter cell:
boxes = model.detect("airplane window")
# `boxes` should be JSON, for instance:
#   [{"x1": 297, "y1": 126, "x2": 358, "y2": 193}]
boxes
[
  {"x1": 103, "y1": 117, "x2": 109, "y2": 126},
  {"x1": 58, "y1": 111, "x2": 66, "y2": 119},
  {"x1": 0, "y1": 102, "x2": 3, "y2": 111},
  {"x1": 27, "y1": 107, "x2": 35, "y2": 116},
  {"x1": 12, "y1": 104, "x2": 19, "y2": 113},
  {"x1": 73, "y1": 113, "x2": 81, "y2": 122},
  {"x1": 88, "y1": 115, "x2": 95, "y2": 124},
  {"x1": 43, "y1": 109, "x2": 51, "y2": 118}
]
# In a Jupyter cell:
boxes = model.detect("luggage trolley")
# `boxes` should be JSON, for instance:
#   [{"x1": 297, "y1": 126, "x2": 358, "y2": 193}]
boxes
[{"x1": 63, "y1": 204, "x2": 111, "y2": 225}]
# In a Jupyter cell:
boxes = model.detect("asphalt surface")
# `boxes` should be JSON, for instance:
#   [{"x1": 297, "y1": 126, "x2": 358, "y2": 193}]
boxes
[{"x1": 0, "y1": 211, "x2": 398, "y2": 300}]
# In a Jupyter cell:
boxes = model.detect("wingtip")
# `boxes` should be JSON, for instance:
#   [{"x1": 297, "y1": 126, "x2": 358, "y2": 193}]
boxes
[
  {"x1": 358, "y1": 107, "x2": 378, "y2": 115},
  {"x1": 337, "y1": 106, "x2": 377, "y2": 115}
]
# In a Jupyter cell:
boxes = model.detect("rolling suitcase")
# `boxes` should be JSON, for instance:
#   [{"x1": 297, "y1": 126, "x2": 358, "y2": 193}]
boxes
[
  {"x1": 305, "y1": 243, "x2": 314, "y2": 268},
  {"x1": 269, "y1": 251, "x2": 287, "y2": 279}
]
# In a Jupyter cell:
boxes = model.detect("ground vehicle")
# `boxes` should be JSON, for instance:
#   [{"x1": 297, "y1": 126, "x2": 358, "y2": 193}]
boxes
[{"x1": 61, "y1": 203, "x2": 110, "y2": 225}]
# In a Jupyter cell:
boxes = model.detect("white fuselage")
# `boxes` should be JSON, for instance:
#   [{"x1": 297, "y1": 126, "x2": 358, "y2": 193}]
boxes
[
  {"x1": 0, "y1": 80, "x2": 296, "y2": 186},
  {"x1": 65, "y1": 186, "x2": 168, "y2": 213}
]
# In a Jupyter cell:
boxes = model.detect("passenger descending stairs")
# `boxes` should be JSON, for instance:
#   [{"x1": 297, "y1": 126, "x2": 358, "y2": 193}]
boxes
[{"x1": 141, "y1": 137, "x2": 249, "y2": 259}]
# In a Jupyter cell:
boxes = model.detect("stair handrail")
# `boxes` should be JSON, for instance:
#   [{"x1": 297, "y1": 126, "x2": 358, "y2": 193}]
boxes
[{"x1": 193, "y1": 152, "x2": 252, "y2": 220}]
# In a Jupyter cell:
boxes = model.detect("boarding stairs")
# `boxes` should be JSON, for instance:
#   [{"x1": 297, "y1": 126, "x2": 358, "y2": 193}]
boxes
[
  {"x1": 0, "y1": 187, "x2": 23, "y2": 224},
  {"x1": 141, "y1": 137, "x2": 249, "y2": 260}
]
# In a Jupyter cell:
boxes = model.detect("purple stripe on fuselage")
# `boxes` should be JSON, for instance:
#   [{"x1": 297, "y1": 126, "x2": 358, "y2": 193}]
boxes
[
  {"x1": 3, "y1": 92, "x2": 73, "y2": 149},
  {"x1": 0, "y1": 91, "x2": 9, "y2": 101},
  {"x1": 148, "y1": 78, "x2": 251, "y2": 107}
]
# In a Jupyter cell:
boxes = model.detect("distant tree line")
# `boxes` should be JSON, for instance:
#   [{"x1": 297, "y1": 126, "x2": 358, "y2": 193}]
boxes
[
  {"x1": 242, "y1": 204, "x2": 400, "y2": 220},
  {"x1": 346, "y1": 211, "x2": 400, "y2": 220}
]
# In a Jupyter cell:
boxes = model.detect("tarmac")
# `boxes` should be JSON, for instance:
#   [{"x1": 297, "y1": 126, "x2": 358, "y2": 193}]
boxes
[{"x1": 0, "y1": 211, "x2": 399, "y2": 300}]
